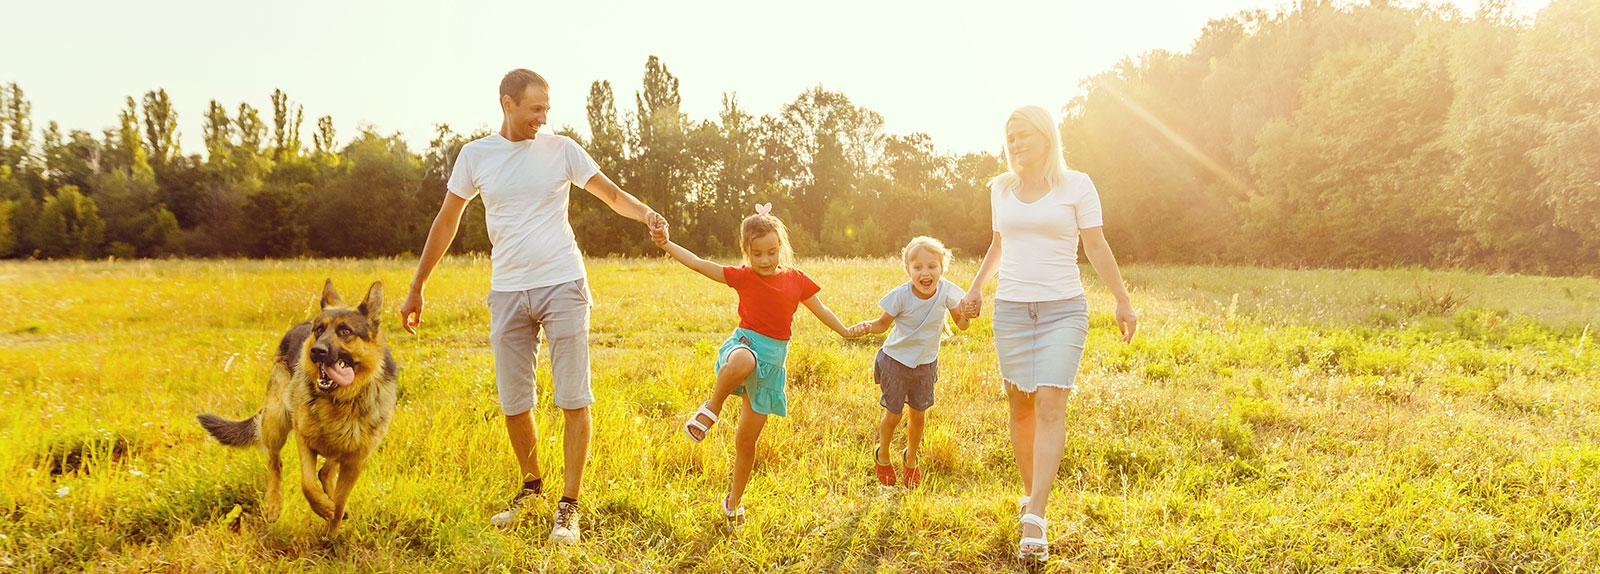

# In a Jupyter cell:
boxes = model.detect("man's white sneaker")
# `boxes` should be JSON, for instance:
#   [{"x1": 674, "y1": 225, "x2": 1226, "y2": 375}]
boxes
[
  {"x1": 550, "y1": 500, "x2": 580, "y2": 545},
  {"x1": 490, "y1": 487, "x2": 539, "y2": 528}
]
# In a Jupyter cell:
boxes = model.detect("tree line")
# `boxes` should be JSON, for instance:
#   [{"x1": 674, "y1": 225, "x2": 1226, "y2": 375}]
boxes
[{"x1": 2, "y1": 0, "x2": 1596, "y2": 273}]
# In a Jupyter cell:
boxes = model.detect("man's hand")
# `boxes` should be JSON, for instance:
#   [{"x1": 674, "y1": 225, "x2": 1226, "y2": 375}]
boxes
[{"x1": 400, "y1": 290, "x2": 424, "y2": 334}]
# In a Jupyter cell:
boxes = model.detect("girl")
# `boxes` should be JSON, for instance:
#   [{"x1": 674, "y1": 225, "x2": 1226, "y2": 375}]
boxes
[
  {"x1": 961, "y1": 106, "x2": 1137, "y2": 563},
  {"x1": 651, "y1": 203, "x2": 857, "y2": 526},
  {"x1": 848, "y1": 236, "x2": 969, "y2": 489}
]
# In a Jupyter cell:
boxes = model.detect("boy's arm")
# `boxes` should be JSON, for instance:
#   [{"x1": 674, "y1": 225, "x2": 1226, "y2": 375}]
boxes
[
  {"x1": 802, "y1": 295, "x2": 854, "y2": 337},
  {"x1": 849, "y1": 312, "x2": 895, "y2": 337},
  {"x1": 949, "y1": 307, "x2": 971, "y2": 330}
]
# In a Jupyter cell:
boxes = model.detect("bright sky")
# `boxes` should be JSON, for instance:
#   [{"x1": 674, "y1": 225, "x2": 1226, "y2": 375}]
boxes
[{"x1": 4, "y1": 0, "x2": 1550, "y2": 159}]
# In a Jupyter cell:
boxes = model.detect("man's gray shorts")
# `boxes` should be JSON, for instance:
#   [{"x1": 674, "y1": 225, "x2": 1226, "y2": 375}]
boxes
[{"x1": 487, "y1": 279, "x2": 593, "y2": 414}]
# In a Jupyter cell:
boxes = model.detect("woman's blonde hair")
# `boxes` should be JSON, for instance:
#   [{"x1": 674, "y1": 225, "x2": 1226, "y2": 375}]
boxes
[
  {"x1": 740, "y1": 213, "x2": 795, "y2": 268},
  {"x1": 991, "y1": 105, "x2": 1069, "y2": 196},
  {"x1": 901, "y1": 236, "x2": 951, "y2": 269}
]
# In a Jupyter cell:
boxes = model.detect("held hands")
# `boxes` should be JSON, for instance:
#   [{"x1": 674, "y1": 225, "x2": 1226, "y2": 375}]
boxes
[
  {"x1": 844, "y1": 321, "x2": 872, "y2": 338},
  {"x1": 959, "y1": 289, "x2": 983, "y2": 319},
  {"x1": 647, "y1": 211, "x2": 670, "y2": 247}
]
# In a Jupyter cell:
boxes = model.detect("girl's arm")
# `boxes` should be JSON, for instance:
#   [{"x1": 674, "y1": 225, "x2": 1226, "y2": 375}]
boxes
[
  {"x1": 1080, "y1": 226, "x2": 1137, "y2": 342},
  {"x1": 652, "y1": 220, "x2": 725, "y2": 283},
  {"x1": 657, "y1": 240, "x2": 726, "y2": 284},
  {"x1": 961, "y1": 231, "x2": 1002, "y2": 318},
  {"x1": 801, "y1": 295, "x2": 855, "y2": 337},
  {"x1": 850, "y1": 312, "x2": 895, "y2": 337}
]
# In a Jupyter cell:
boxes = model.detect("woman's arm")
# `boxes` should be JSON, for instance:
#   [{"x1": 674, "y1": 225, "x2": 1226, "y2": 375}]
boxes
[
  {"x1": 1080, "y1": 226, "x2": 1136, "y2": 342},
  {"x1": 802, "y1": 295, "x2": 855, "y2": 337},
  {"x1": 961, "y1": 231, "x2": 1002, "y2": 318}
]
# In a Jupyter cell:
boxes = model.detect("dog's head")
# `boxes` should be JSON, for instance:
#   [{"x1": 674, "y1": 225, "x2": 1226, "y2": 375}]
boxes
[{"x1": 306, "y1": 278, "x2": 387, "y2": 394}]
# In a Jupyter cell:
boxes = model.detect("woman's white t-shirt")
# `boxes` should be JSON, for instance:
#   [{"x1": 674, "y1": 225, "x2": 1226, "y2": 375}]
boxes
[
  {"x1": 990, "y1": 170, "x2": 1104, "y2": 303},
  {"x1": 448, "y1": 133, "x2": 600, "y2": 293}
]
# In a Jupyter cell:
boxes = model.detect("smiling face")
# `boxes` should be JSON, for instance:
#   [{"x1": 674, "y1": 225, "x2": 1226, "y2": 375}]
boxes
[
  {"x1": 500, "y1": 85, "x2": 550, "y2": 142},
  {"x1": 905, "y1": 247, "x2": 945, "y2": 298},
  {"x1": 745, "y1": 233, "x2": 784, "y2": 276},
  {"x1": 1005, "y1": 117, "x2": 1050, "y2": 177}
]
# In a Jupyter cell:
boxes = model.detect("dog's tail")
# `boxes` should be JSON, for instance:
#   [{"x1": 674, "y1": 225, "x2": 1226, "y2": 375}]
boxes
[{"x1": 196, "y1": 412, "x2": 262, "y2": 447}]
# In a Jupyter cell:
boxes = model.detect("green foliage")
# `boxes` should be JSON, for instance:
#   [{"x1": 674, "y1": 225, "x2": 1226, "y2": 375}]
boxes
[
  {"x1": 29, "y1": 185, "x2": 104, "y2": 259},
  {"x1": 0, "y1": 198, "x2": 13, "y2": 257}
]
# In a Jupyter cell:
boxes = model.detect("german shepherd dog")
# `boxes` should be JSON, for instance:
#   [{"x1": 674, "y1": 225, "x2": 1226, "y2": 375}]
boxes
[{"x1": 198, "y1": 279, "x2": 398, "y2": 534}]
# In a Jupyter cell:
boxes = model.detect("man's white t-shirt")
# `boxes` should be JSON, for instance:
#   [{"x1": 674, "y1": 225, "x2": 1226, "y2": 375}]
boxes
[
  {"x1": 879, "y1": 278, "x2": 964, "y2": 368},
  {"x1": 991, "y1": 170, "x2": 1104, "y2": 303},
  {"x1": 448, "y1": 133, "x2": 600, "y2": 293}
]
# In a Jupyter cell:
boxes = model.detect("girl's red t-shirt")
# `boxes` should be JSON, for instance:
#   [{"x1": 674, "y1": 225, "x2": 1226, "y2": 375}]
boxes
[{"x1": 722, "y1": 266, "x2": 821, "y2": 341}]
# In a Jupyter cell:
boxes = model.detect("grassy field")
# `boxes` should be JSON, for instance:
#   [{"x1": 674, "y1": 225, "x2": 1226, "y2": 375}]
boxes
[{"x1": 1, "y1": 257, "x2": 1597, "y2": 572}]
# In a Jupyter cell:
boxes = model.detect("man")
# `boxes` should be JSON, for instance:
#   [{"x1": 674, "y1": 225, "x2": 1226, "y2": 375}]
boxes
[{"x1": 399, "y1": 68, "x2": 664, "y2": 545}]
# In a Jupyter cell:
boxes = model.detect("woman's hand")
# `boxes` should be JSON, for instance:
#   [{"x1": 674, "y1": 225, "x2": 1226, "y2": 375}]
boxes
[{"x1": 1115, "y1": 301, "x2": 1137, "y2": 343}]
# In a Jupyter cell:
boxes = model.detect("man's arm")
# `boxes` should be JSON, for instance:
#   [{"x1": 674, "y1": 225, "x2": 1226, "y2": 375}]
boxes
[
  {"x1": 400, "y1": 192, "x2": 470, "y2": 334},
  {"x1": 583, "y1": 171, "x2": 664, "y2": 230}
]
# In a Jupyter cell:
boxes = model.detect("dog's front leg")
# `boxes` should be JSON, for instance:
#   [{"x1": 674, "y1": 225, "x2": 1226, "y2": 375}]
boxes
[
  {"x1": 297, "y1": 438, "x2": 337, "y2": 521},
  {"x1": 324, "y1": 458, "x2": 365, "y2": 535},
  {"x1": 318, "y1": 460, "x2": 339, "y2": 495}
]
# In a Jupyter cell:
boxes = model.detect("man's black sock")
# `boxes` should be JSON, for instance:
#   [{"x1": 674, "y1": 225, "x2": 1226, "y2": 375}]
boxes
[
  {"x1": 559, "y1": 496, "x2": 577, "y2": 505},
  {"x1": 524, "y1": 479, "x2": 542, "y2": 494}
]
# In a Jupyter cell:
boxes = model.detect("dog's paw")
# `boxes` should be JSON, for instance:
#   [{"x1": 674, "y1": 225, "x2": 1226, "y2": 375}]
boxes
[{"x1": 263, "y1": 499, "x2": 281, "y2": 523}]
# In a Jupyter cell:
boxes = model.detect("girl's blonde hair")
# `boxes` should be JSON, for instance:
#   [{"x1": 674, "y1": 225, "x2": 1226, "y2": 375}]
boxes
[
  {"x1": 991, "y1": 105, "x2": 1069, "y2": 197},
  {"x1": 901, "y1": 236, "x2": 951, "y2": 269},
  {"x1": 740, "y1": 213, "x2": 795, "y2": 268}
]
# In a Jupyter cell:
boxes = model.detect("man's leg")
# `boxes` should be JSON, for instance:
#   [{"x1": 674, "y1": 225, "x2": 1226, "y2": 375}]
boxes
[
  {"x1": 487, "y1": 290, "x2": 544, "y2": 528},
  {"x1": 505, "y1": 410, "x2": 543, "y2": 484},
  {"x1": 543, "y1": 280, "x2": 594, "y2": 545},
  {"x1": 560, "y1": 406, "x2": 590, "y2": 500}
]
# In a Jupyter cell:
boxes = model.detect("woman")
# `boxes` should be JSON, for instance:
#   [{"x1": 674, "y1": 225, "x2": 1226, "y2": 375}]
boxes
[{"x1": 960, "y1": 105, "x2": 1137, "y2": 563}]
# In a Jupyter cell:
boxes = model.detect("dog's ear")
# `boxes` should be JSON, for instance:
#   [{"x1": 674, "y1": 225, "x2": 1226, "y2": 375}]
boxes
[
  {"x1": 358, "y1": 281, "x2": 383, "y2": 326},
  {"x1": 321, "y1": 278, "x2": 344, "y2": 309}
]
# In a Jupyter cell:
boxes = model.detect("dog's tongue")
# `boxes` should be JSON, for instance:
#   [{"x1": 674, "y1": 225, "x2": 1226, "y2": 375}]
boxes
[{"x1": 324, "y1": 361, "x2": 355, "y2": 387}]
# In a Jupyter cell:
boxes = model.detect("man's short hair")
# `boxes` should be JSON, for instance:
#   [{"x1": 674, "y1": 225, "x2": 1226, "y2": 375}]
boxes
[{"x1": 500, "y1": 69, "x2": 549, "y2": 103}]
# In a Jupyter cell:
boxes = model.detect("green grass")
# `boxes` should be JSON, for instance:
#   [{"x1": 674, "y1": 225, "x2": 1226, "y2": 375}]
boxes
[{"x1": 1, "y1": 257, "x2": 1597, "y2": 572}]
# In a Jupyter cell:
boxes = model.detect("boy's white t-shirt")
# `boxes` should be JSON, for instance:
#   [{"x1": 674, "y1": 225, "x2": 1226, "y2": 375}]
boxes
[
  {"x1": 448, "y1": 133, "x2": 601, "y2": 293},
  {"x1": 879, "y1": 278, "x2": 964, "y2": 368},
  {"x1": 990, "y1": 170, "x2": 1104, "y2": 303}
]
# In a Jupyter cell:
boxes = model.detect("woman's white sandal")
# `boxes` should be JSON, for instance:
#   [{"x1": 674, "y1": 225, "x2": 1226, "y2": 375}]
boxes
[
  {"x1": 683, "y1": 403, "x2": 718, "y2": 442},
  {"x1": 1016, "y1": 496, "x2": 1030, "y2": 519},
  {"x1": 1018, "y1": 513, "x2": 1049, "y2": 563},
  {"x1": 721, "y1": 495, "x2": 745, "y2": 528}
]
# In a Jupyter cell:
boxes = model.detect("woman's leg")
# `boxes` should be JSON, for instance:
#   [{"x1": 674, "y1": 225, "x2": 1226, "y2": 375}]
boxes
[
  {"x1": 1005, "y1": 381, "x2": 1038, "y2": 497},
  {"x1": 1023, "y1": 386, "x2": 1072, "y2": 534},
  {"x1": 728, "y1": 394, "x2": 767, "y2": 509}
]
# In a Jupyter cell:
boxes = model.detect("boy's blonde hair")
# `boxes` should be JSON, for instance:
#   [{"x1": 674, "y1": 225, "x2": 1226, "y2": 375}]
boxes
[
  {"x1": 901, "y1": 236, "x2": 951, "y2": 269},
  {"x1": 740, "y1": 213, "x2": 795, "y2": 268}
]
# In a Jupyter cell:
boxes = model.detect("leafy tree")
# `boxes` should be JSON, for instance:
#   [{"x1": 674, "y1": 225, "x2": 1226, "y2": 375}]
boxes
[{"x1": 31, "y1": 186, "x2": 104, "y2": 259}]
